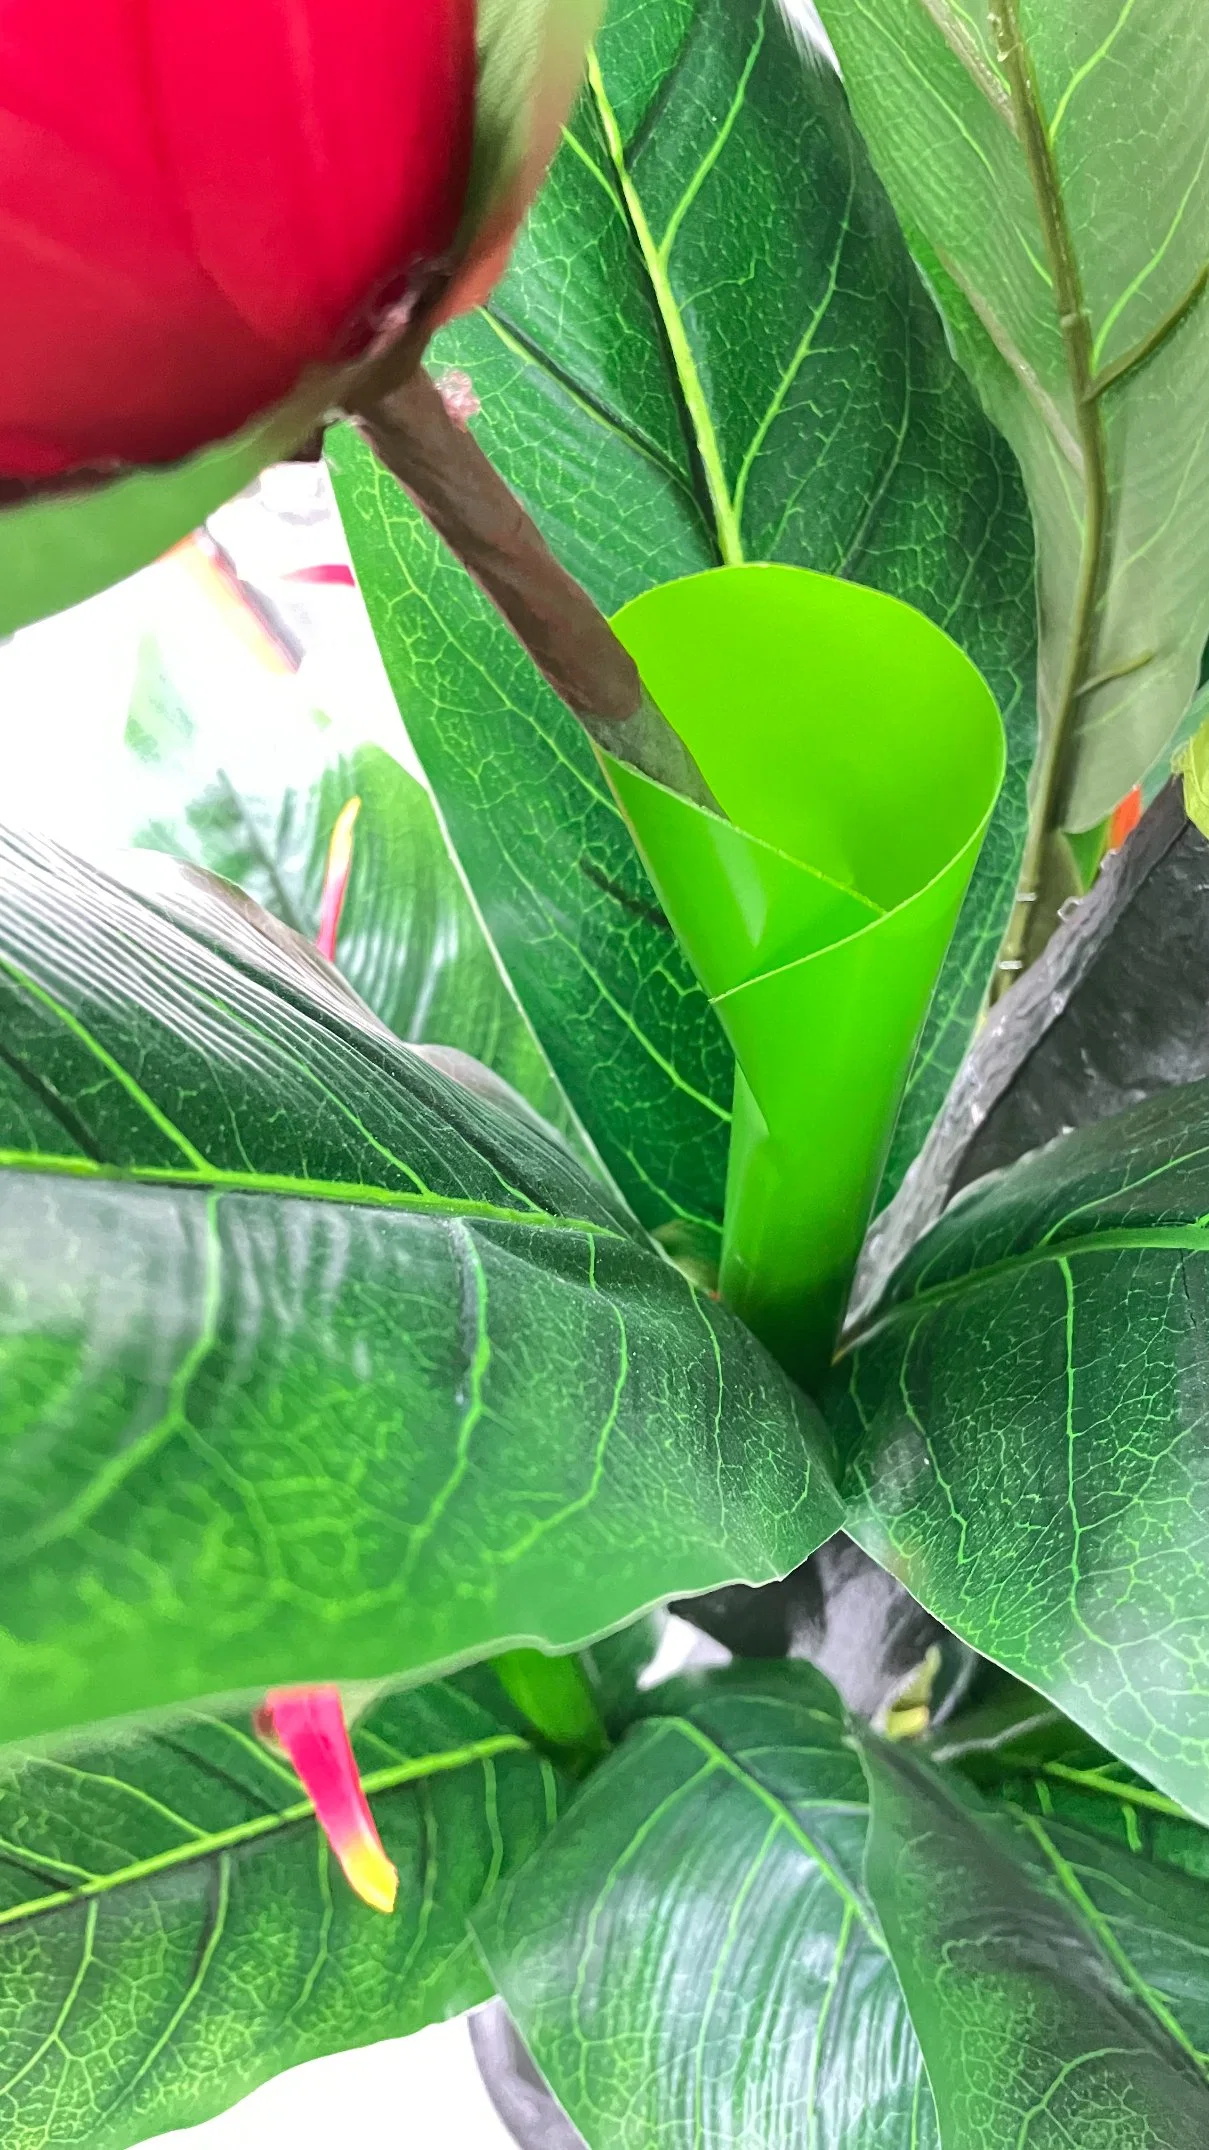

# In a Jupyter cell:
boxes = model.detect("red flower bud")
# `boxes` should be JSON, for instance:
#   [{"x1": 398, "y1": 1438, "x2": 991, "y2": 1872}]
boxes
[{"x1": 0, "y1": 0, "x2": 477, "y2": 481}]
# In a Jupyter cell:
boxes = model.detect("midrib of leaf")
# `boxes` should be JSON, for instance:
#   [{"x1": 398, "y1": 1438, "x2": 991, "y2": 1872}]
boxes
[
  {"x1": 847, "y1": 1221, "x2": 1209, "y2": 1344},
  {"x1": 987, "y1": 0, "x2": 1111, "y2": 979},
  {"x1": 664, "y1": 1716, "x2": 885, "y2": 1946},
  {"x1": 0, "y1": 1735, "x2": 531, "y2": 1930},
  {"x1": 1004, "y1": 1757, "x2": 1191, "y2": 1826},
  {"x1": 912, "y1": 0, "x2": 1017, "y2": 132},
  {"x1": 0, "y1": 1148, "x2": 622, "y2": 1240},
  {"x1": 585, "y1": 49, "x2": 745, "y2": 567},
  {"x1": 1012, "y1": 1805, "x2": 1209, "y2": 2075}
]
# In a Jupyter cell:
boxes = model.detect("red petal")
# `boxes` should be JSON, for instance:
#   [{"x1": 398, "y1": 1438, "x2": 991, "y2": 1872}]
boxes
[{"x1": 0, "y1": 0, "x2": 476, "y2": 475}]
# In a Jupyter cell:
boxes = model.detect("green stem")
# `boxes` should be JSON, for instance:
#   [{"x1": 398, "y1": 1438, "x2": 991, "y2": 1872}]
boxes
[
  {"x1": 493, "y1": 1647, "x2": 609, "y2": 1758},
  {"x1": 988, "y1": 0, "x2": 1109, "y2": 997}
]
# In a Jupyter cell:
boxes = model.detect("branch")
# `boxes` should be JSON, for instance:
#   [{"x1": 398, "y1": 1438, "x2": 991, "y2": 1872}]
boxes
[{"x1": 354, "y1": 370, "x2": 724, "y2": 815}]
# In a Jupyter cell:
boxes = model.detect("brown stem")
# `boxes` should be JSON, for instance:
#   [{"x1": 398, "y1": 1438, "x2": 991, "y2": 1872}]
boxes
[{"x1": 354, "y1": 369, "x2": 723, "y2": 814}]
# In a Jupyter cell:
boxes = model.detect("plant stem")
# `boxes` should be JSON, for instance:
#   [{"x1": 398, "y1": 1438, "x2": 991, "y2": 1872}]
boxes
[
  {"x1": 988, "y1": 0, "x2": 1110, "y2": 998},
  {"x1": 355, "y1": 371, "x2": 724, "y2": 814},
  {"x1": 492, "y1": 1646, "x2": 609, "y2": 1758}
]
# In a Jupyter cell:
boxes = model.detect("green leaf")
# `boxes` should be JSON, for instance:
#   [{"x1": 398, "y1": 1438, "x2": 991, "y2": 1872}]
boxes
[
  {"x1": 479, "y1": 1657, "x2": 1209, "y2": 2149},
  {"x1": 474, "y1": 1661, "x2": 940, "y2": 2148},
  {"x1": 830, "y1": 1078, "x2": 1209, "y2": 1823},
  {"x1": 328, "y1": 0, "x2": 1037, "y2": 1228},
  {"x1": 122, "y1": 635, "x2": 571, "y2": 1130},
  {"x1": 932, "y1": 1673, "x2": 1209, "y2": 1872},
  {"x1": 814, "y1": 0, "x2": 1209, "y2": 831},
  {"x1": 0, "y1": 1669, "x2": 563, "y2": 2150},
  {"x1": 0, "y1": 827, "x2": 841, "y2": 1746},
  {"x1": 0, "y1": 380, "x2": 329, "y2": 639},
  {"x1": 856, "y1": 1726, "x2": 1209, "y2": 2148}
]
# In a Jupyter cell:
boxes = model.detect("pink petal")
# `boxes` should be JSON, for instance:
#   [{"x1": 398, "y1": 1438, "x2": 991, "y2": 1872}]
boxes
[
  {"x1": 315, "y1": 795, "x2": 361, "y2": 965},
  {"x1": 263, "y1": 1684, "x2": 398, "y2": 1914}
]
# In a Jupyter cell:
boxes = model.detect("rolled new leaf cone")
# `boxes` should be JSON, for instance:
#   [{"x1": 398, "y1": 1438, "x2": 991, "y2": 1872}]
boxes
[{"x1": 603, "y1": 565, "x2": 1004, "y2": 1387}]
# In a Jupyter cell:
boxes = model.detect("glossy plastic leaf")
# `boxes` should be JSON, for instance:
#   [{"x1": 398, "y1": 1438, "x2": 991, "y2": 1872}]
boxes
[
  {"x1": 0, "y1": 1671, "x2": 563, "y2": 2150},
  {"x1": 933, "y1": 1671, "x2": 1209, "y2": 1871},
  {"x1": 816, "y1": 0, "x2": 1209, "y2": 831},
  {"x1": 857, "y1": 1728, "x2": 1209, "y2": 2148},
  {"x1": 123, "y1": 637, "x2": 569, "y2": 1127},
  {"x1": 0, "y1": 826, "x2": 840, "y2": 1746},
  {"x1": 480, "y1": 1659, "x2": 1209, "y2": 2150},
  {"x1": 831, "y1": 1079, "x2": 1209, "y2": 1823},
  {"x1": 606, "y1": 562, "x2": 1003, "y2": 1380},
  {"x1": 855, "y1": 781, "x2": 1209, "y2": 1313},
  {"x1": 474, "y1": 1662, "x2": 940, "y2": 2149},
  {"x1": 328, "y1": 0, "x2": 1037, "y2": 1238}
]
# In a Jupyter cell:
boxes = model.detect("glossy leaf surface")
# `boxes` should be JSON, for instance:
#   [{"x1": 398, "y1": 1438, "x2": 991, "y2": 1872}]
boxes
[
  {"x1": 329, "y1": 0, "x2": 1037, "y2": 1230},
  {"x1": 854, "y1": 782, "x2": 1209, "y2": 1313},
  {"x1": 858, "y1": 1728, "x2": 1209, "y2": 2148},
  {"x1": 816, "y1": 0, "x2": 1209, "y2": 829},
  {"x1": 0, "y1": 828, "x2": 841, "y2": 1745},
  {"x1": 475, "y1": 1662, "x2": 941, "y2": 2148},
  {"x1": 832, "y1": 1080, "x2": 1209, "y2": 1823},
  {"x1": 0, "y1": 1671, "x2": 561, "y2": 2150},
  {"x1": 479, "y1": 1657, "x2": 1209, "y2": 2150}
]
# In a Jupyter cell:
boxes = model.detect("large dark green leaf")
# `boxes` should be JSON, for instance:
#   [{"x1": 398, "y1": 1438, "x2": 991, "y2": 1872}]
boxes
[
  {"x1": 124, "y1": 636, "x2": 570, "y2": 1128},
  {"x1": 830, "y1": 1079, "x2": 1209, "y2": 1822},
  {"x1": 0, "y1": 1671, "x2": 561, "y2": 2150},
  {"x1": 854, "y1": 781, "x2": 1209, "y2": 1313},
  {"x1": 478, "y1": 1657, "x2": 1209, "y2": 2150},
  {"x1": 474, "y1": 1662, "x2": 940, "y2": 2148},
  {"x1": 328, "y1": 0, "x2": 1037, "y2": 1231},
  {"x1": 0, "y1": 827, "x2": 840, "y2": 1746},
  {"x1": 857, "y1": 1727, "x2": 1209, "y2": 2148},
  {"x1": 815, "y1": 0, "x2": 1209, "y2": 831}
]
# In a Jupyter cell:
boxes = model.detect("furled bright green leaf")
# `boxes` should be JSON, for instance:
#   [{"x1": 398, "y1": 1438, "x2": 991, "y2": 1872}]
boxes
[
  {"x1": 0, "y1": 1671, "x2": 563, "y2": 2150},
  {"x1": 830, "y1": 1079, "x2": 1209, "y2": 1823},
  {"x1": 856, "y1": 1727, "x2": 1209, "y2": 2148},
  {"x1": 474, "y1": 1661, "x2": 941, "y2": 2148},
  {"x1": 815, "y1": 0, "x2": 1209, "y2": 831},
  {"x1": 0, "y1": 826, "x2": 840, "y2": 1746},
  {"x1": 329, "y1": 0, "x2": 1037, "y2": 1229},
  {"x1": 123, "y1": 634, "x2": 571, "y2": 1129}
]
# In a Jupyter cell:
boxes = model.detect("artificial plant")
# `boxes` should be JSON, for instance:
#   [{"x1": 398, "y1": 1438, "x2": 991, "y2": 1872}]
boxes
[{"x1": 4, "y1": 2, "x2": 1209, "y2": 2147}]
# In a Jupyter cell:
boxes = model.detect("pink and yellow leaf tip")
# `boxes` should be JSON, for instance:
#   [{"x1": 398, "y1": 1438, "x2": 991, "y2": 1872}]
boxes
[
  {"x1": 316, "y1": 795, "x2": 362, "y2": 964},
  {"x1": 260, "y1": 1685, "x2": 398, "y2": 1914}
]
